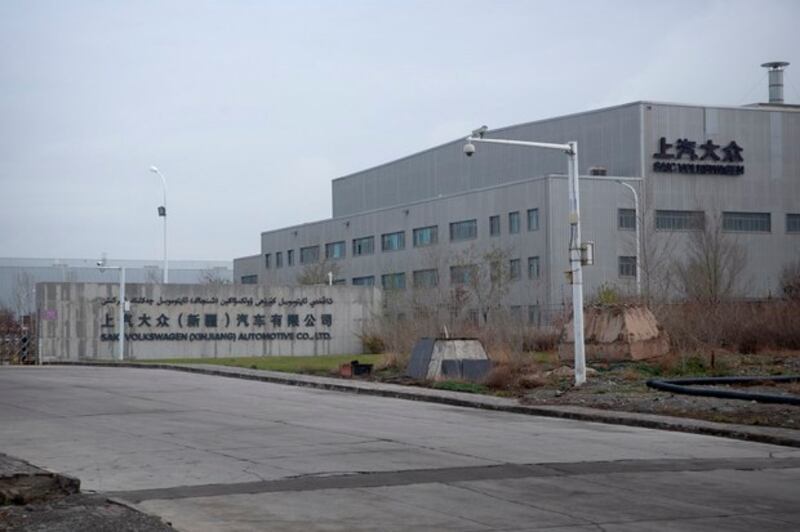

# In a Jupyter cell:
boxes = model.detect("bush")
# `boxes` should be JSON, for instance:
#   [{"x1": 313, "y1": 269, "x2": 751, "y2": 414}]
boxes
[{"x1": 654, "y1": 300, "x2": 800, "y2": 354}]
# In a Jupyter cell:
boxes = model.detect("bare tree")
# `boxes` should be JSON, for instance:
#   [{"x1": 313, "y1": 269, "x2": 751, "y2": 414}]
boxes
[
  {"x1": 673, "y1": 214, "x2": 747, "y2": 304},
  {"x1": 199, "y1": 267, "x2": 231, "y2": 286},
  {"x1": 296, "y1": 260, "x2": 341, "y2": 285},
  {"x1": 780, "y1": 260, "x2": 800, "y2": 300},
  {"x1": 12, "y1": 272, "x2": 35, "y2": 320}
]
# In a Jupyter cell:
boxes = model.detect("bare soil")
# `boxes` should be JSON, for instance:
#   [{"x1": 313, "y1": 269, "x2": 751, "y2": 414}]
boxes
[{"x1": 518, "y1": 351, "x2": 800, "y2": 430}]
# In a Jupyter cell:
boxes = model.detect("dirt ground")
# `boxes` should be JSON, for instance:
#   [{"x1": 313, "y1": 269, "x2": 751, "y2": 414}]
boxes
[{"x1": 518, "y1": 351, "x2": 800, "y2": 429}]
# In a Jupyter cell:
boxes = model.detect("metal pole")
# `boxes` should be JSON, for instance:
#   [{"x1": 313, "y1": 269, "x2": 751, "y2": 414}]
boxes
[
  {"x1": 150, "y1": 167, "x2": 169, "y2": 283},
  {"x1": 618, "y1": 181, "x2": 641, "y2": 297},
  {"x1": 567, "y1": 142, "x2": 586, "y2": 386},
  {"x1": 118, "y1": 267, "x2": 125, "y2": 361}
]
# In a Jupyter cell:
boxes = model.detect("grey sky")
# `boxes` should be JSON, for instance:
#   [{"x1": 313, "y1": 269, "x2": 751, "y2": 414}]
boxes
[{"x1": 1, "y1": 0, "x2": 798, "y2": 262}]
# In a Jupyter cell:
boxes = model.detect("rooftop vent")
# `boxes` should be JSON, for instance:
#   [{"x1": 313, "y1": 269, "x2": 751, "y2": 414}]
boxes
[{"x1": 761, "y1": 61, "x2": 790, "y2": 104}]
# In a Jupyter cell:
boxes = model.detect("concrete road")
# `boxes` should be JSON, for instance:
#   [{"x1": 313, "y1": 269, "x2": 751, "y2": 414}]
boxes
[{"x1": 1, "y1": 366, "x2": 799, "y2": 531}]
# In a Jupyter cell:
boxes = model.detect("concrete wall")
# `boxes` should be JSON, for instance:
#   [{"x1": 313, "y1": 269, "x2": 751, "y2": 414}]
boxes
[{"x1": 37, "y1": 283, "x2": 381, "y2": 361}]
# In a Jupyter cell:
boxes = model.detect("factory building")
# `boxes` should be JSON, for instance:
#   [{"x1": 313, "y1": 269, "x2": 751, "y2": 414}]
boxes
[{"x1": 235, "y1": 66, "x2": 799, "y2": 323}]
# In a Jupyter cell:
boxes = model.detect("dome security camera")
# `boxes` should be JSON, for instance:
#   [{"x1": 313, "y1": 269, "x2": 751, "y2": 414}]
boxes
[{"x1": 463, "y1": 142, "x2": 476, "y2": 157}]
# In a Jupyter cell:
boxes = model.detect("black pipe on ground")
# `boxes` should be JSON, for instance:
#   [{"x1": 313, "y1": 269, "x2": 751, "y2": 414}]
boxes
[{"x1": 646, "y1": 375, "x2": 800, "y2": 406}]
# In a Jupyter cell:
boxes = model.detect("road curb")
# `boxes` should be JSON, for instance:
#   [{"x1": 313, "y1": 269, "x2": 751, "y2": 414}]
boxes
[{"x1": 46, "y1": 361, "x2": 800, "y2": 449}]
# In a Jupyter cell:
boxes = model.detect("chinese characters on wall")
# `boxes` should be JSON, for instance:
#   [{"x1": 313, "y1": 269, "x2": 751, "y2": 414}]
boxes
[
  {"x1": 652, "y1": 137, "x2": 744, "y2": 175},
  {"x1": 98, "y1": 296, "x2": 334, "y2": 343}
]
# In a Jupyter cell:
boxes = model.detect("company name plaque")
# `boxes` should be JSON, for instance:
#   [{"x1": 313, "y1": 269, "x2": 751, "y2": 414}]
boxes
[{"x1": 36, "y1": 283, "x2": 381, "y2": 361}]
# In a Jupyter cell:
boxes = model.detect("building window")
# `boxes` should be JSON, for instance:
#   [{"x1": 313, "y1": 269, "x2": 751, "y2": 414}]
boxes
[
  {"x1": 382, "y1": 272, "x2": 406, "y2": 290},
  {"x1": 275, "y1": 251, "x2": 283, "y2": 269},
  {"x1": 352, "y1": 276, "x2": 375, "y2": 286},
  {"x1": 332, "y1": 279, "x2": 346, "y2": 286},
  {"x1": 655, "y1": 210, "x2": 705, "y2": 231},
  {"x1": 722, "y1": 212, "x2": 771, "y2": 233},
  {"x1": 450, "y1": 264, "x2": 477, "y2": 285},
  {"x1": 619, "y1": 256, "x2": 637, "y2": 278},
  {"x1": 509, "y1": 259, "x2": 521, "y2": 281},
  {"x1": 241, "y1": 275, "x2": 258, "y2": 284},
  {"x1": 509, "y1": 211, "x2": 520, "y2": 234},
  {"x1": 352, "y1": 236, "x2": 375, "y2": 256},
  {"x1": 528, "y1": 256, "x2": 540, "y2": 279},
  {"x1": 510, "y1": 306, "x2": 523, "y2": 322},
  {"x1": 381, "y1": 231, "x2": 405, "y2": 252},
  {"x1": 300, "y1": 245, "x2": 319, "y2": 264},
  {"x1": 413, "y1": 226, "x2": 438, "y2": 247},
  {"x1": 413, "y1": 269, "x2": 438, "y2": 288},
  {"x1": 788, "y1": 214, "x2": 800, "y2": 233},
  {"x1": 287, "y1": 249, "x2": 294, "y2": 266},
  {"x1": 325, "y1": 241, "x2": 346, "y2": 260},
  {"x1": 527, "y1": 208, "x2": 540, "y2": 231},
  {"x1": 450, "y1": 219, "x2": 477, "y2": 241},
  {"x1": 489, "y1": 215, "x2": 500, "y2": 236},
  {"x1": 528, "y1": 304, "x2": 541, "y2": 326},
  {"x1": 264, "y1": 253, "x2": 271, "y2": 269},
  {"x1": 618, "y1": 208, "x2": 636, "y2": 231}
]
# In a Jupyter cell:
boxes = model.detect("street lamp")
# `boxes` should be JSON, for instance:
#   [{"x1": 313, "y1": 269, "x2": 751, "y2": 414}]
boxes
[
  {"x1": 96, "y1": 258, "x2": 126, "y2": 361},
  {"x1": 464, "y1": 127, "x2": 587, "y2": 386},
  {"x1": 617, "y1": 180, "x2": 641, "y2": 297},
  {"x1": 149, "y1": 166, "x2": 168, "y2": 283}
]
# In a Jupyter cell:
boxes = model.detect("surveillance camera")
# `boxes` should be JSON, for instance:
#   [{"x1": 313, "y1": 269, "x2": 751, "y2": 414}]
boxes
[
  {"x1": 463, "y1": 142, "x2": 476, "y2": 157},
  {"x1": 96, "y1": 261, "x2": 104, "y2": 267}
]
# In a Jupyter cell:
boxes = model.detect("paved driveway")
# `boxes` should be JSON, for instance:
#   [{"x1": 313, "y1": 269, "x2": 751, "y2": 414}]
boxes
[{"x1": 1, "y1": 366, "x2": 798, "y2": 531}]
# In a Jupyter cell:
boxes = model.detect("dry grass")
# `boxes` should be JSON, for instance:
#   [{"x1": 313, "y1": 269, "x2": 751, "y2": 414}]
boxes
[{"x1": 655, "y1": 300, "x2": 800, "y2": 354}]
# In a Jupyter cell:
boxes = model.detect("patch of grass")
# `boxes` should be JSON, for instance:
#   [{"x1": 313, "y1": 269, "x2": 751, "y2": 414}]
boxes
[
  {"x1": 432, "y1": 380, "x2": 488, "y2": 394},
  {"x1": 135, "y1": 354, "x2": 385, "y2": 375}
]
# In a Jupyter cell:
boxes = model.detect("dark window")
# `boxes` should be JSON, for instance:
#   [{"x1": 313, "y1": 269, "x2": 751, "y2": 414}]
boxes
[
  {"x1": 528, "y1": 304, "x2": 541, "y2": 326},
  {"x1": 450, "y1": 264, "x2": 478, "y2": 285},
  {"x1": 352, "y1": 236, "x2": 375, "y2": 256},
  {"x1": 619, "y1": 256, "x2": 637, "y2": 278},
  {"x1": 352, "y1": 276, "x2": 375, "y2": 286},
  {"x1": 509, "y1": 259, "x2": 521, "y2": 281},
  {"x1": 287, "y1": 249, "x2": 294, "y2": 266},
  {"x1": 655, "y1": 210, "x2": 705, "y2": 231},
  {"x1": 240, "y1": 275, "x2": 258, "y2": 284},
  {"x1": 528, "y1": 256, "x2": 540, "y2": 279},
  {"x1": 275, "y1": 251, "x2": 283, "y2": 268},
  {"x1": 722, "y1": 212, "x2": 771, "y2": 233},
  {"x1": 489, "y1": 215, "x2": 500, "y2": 236},
  {"x1": 788, "y1": 214, "x2": 800, "y2": 233},
  {"x1": 381, "y1": 231, "x2": 405, "y2": 252},
  {"x1": 264, "y1": 253, "x2": 271, "y2": 269},
  {"x1": 332, "y1": 279, "x2": 346, "y2": 286},
  {"x1": 450, "y1": 219, "x2": 477, "y2": 241},
  {"x1": 509, "y1": 211, "x2": 520, "y2": 234},
  {"x1": 300, "y1": 245, "x2": 319, "y2": 264},
  {"x1": 413, "y1": 269, "x2": 438, "y2": 288},
  {"x1": 325, "y1": 241, "x2": 346, "y2": 260},
  {"x1": 381, "y1": 273, "x2": 406, "y2": 290},
  {"x1": 527, "y1": 208, "x2": 540, "y2": 231},
  {"x1": 413, "y1": 226, "x2": 438, "y2": 247},
  {"x1": 618, "y1": 208, "x2": 636, "y2": 230}
]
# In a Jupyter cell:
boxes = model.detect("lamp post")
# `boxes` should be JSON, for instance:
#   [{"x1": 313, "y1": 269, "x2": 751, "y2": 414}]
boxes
[
  {"x1": 617, "y1": 180, "x2": 641, "y2": 297},
  {"x1": 464, "y1": 129, "x2": 586, "y2": 386},
  {"x1": 149, "y1": 166, "x2": 168, "y2": 283},
  {"x1": 97, "y1": 260, "x2": 126, "y2": 361}
]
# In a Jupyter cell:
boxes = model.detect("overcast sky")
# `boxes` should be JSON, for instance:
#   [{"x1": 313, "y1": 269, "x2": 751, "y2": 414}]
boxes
[{"x1": 1, "y1": 0, "x2": 798, "y2": 263}]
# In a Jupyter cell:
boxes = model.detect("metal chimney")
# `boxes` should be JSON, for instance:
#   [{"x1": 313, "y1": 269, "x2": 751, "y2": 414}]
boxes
[{"x1": 761, "y1": 61, "x2": 790, "y2": 104}]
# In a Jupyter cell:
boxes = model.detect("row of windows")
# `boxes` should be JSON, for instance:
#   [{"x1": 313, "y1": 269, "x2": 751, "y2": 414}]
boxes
[
  {"x1": 618, "y1": 210, "x2": 800, "y2": 234},
  {"x1": 347, "y1": 258, "x2": 542, "y2": 290},
  {"x1": 265, "y1": 210, "x2": 541, "y2": 268},
  {"x1": 489, "y1": 209, "x2": 540, "y2": 237}
]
